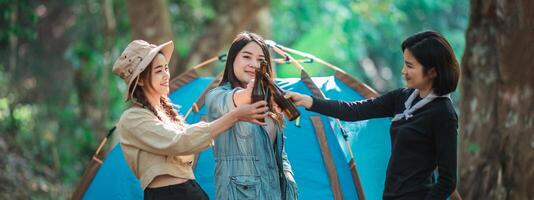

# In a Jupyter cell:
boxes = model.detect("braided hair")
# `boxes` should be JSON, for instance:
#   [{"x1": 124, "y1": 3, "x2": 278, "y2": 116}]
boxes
[{"x1": 129, "y1": 54, "x2": 183, "y2": 124}]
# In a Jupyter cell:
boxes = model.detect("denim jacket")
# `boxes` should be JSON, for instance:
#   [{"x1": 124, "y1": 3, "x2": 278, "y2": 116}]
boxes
[{"x1": 206, "y1": 83, "x2": 298, "y2": 200}]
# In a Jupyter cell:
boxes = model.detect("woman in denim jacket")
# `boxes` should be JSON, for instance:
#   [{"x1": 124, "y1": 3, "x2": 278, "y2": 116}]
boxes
[{"x1": 206, "y1": 32, "x2": 298, "y2": 200}]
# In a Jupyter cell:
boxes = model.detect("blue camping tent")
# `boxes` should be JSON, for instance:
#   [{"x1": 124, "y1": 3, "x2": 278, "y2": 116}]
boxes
[
  {"x1": 81, "y1": 43, "x2": 392, "y2": 200},
  {"x1": 169, "y1": 71, "x2": 392, "y2": 200},
  {"x1": 83, "y1": 144, "x2": 143, "y2": 200}
]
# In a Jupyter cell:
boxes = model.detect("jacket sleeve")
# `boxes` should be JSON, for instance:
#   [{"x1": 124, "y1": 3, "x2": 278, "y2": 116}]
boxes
[
  {"x1": 308, "y1": 89, "x2": 401, "y2": 121},
  {"x1": 119, "y1": 108, "x2": 212, "y2": 156},
  {"x1": 205, "y1": 86, "x2": 241, "y2": 121},
  {"x1": 426, "y1": 111, "x2": 458, "y2": 199}
]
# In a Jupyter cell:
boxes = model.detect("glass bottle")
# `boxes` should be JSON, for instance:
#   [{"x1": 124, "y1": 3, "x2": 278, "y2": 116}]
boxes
[
  {"x1": 262, "y1": 70, "x2": 301, "y2": 121},
  {"x1": 251, "y1": 64, "x2": 267, "y2": 122}
]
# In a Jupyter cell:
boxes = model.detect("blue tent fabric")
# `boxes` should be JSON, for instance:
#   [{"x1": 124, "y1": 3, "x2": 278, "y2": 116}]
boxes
[
  {"x1": 83, "y1": 144, "x2": 143, "y2": 200},
  {"x1": 170, "y1": 76, "x2": 392, "y2": 200},
  {"x1": 82, "y1": 76, "x2": 392, "y2": 200}
]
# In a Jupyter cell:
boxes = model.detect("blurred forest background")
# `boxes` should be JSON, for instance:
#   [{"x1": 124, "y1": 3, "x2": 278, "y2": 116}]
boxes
[{"x1": 1, "y1": 0, "x2": 533, "y2": 199}]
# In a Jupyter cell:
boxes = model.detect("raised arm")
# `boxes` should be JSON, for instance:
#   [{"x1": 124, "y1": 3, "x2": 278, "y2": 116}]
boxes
[
  {"x1": 121, "y1": 102, "x2": 267, "y2": 156},
  {"x1": 285, "y1": 89, "x2": 401, "y2": 121}
]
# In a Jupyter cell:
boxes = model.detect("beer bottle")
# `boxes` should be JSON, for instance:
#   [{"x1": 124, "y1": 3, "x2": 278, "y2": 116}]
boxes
[
  {"x1": 262, "y1": 71, "x2": 301, "y2": 121},
  {"x1": 259, "y1": 61, "x2": 272, "y2": 108},
  {"x1": 251, "y1": 65, "x2": 267, "y2": 122}
]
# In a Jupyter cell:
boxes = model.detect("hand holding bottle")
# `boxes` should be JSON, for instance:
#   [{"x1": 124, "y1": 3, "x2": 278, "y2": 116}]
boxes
[
  {"x1": 233, "y1": 100, "x2": 269, "y2": 126},
  {"x1": 284, "y1": 91, "x2": 313, "y2": 109},
  {"x1": 233, "y1": 78, "x2": 257, "y2": 105},
  {"x1": 260, "y1": 71, "x2": 300, "y2": 121}
]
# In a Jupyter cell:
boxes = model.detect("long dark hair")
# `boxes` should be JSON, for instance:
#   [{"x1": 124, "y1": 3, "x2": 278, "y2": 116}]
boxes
[
  {"x1": 129, "y1": 53, "x2": 183, "y2": 123},
  {"x1": 401, "y1": 30, "x2": 460, "y2": 95},
  {"x1": 220, "y1": 32, "x2": 274, "y2": 88},
  {"x1": 220, "y1": 32, "x2": 284, "y2": 127}
]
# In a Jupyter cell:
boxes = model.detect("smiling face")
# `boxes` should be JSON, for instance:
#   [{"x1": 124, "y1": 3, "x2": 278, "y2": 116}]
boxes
[
  {"x1": 401, "y1": 49, "x2": 435, "y2": 92},
  {"x1": 138, "y1": 53, "x2": 170, "y2": 99},
  {"x1": 232, "y1": 42, "x2": 266, "y2": 87}
]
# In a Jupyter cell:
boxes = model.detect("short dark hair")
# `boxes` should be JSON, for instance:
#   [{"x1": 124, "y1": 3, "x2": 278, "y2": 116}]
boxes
[
  {"x1": 220, "y1": 31, "x2": 273, "y2": 88},
  {"x1": 401, "y1": 31, "x2": 460, "y2": 95}
]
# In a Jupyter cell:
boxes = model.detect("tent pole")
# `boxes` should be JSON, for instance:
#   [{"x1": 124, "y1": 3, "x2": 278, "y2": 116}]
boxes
[
  {"x1": 266, "y1": 40, "x2": 348, "y2": 73},
  {"x1": 270, "y1": 45, "x2": 367, "y2": 200},
  {"x1": 183, "y1": 72, "x2": 224, "y2": 119}
]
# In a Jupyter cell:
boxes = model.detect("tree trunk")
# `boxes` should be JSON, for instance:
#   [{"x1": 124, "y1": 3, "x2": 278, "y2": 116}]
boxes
[
  {"x1": 125, "y1": 0, "x2": 174, "y2": 44},
  {"x1": 72, "y1": 0, "x2": 117, "y2": 140},
  {"x1": 459, "y1": 0, "x2": 534, "y2": 199},
  {"x1": 99, "y1": 0, "x2": 116, "y2": 138},
  {"x1": 125, "y1": 0, "x2": 178, "y2": 73},
  {"x1": 174, "y1": 0, "x2": 267, "y2": 76},
  {"x1": 247, "y1": 6, "x2": 272, "y2": 38},
  {"x1": 246, "y1": 6, "x2": 273, "y2": 73}
]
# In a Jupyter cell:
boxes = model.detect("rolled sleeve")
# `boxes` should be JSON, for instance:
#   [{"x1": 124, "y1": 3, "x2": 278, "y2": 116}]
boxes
[{"x1": 205, "y1": 86, "x2": 241, "y2": 121}]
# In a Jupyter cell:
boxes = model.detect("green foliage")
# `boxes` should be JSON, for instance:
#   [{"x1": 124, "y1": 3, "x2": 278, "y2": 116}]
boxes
[
  {"x1": 0, "y1": 0, "x2": 130, "y2": 197},
  {"x1": 168, "y1": 0, "x2": 217, "y2": 57},
  {"x1": 0, "y1": 0, "x2": 38, "y2": 43},
  {"x1": 271, "y1": 0, "x2": 468, "y2": 93},
  {"x1": 0, "y1": 0, "x2": 468, "y2": 198}
]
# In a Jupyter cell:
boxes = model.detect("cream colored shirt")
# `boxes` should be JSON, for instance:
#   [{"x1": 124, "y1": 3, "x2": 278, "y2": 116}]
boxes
[{"x1": 117, "y1": 107, "x2": 212, "y2": 189}]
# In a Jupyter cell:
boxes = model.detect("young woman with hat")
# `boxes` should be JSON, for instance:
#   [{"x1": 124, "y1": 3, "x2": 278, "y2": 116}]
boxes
[
  {"x1": 112, "y1": 40, "x2": 268, "y2": 200},
  {"x1": 285, "y1": 31, "x2": 460, "y2": 199},
  {"x1": 205, "y1": 32, "x2": 298, "y2": 200}
]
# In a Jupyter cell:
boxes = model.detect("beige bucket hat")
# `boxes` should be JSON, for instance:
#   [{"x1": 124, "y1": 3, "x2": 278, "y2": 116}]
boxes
[{"x1": 112, "y1": 40, "x2": 174, "y2": 101}]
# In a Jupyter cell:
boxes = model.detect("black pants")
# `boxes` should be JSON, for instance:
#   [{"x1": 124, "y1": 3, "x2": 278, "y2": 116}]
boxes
[{"x1": 144, "y1": 180, "x2": 209, "y2": 200}]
